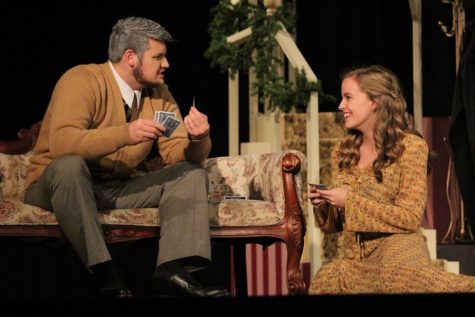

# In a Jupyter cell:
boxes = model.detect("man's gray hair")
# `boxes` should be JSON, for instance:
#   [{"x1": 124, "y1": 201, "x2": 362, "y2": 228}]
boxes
[{"x1": 108, "y1": 16, "x2": 175, "y2": 62}]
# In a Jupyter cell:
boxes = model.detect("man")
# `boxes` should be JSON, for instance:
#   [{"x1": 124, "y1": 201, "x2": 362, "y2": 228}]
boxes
[{"x1": 24, "y1": 16, "x2": 229, "y2": 298}]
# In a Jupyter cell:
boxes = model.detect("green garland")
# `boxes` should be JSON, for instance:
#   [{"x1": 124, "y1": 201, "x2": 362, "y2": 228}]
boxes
[{"x1": 204, "y1": 0, "x2": 336, "y2": 113}]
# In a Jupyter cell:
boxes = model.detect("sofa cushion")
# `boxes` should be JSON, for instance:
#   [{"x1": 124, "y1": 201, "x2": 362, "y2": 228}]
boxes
[
  {"x1": 209, "y1": 199, "x2": 280, "y2": 226},
  {"x1": 1, "y1": 151, "x2": 289, "y2": 228},
  {"x1": 0, "y1": 199, "x2": 281, "y2": 227}
]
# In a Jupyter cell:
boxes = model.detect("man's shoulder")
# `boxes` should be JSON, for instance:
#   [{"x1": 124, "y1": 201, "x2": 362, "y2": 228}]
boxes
[
  {"x1": 65, "y1": 64, "x2": 107, "y2": 74},
  {"x1": 55, "y1": 63, "x2": 112, "y2": 91},
  {"x1": 61, "y1": 63, "x2": 108, "y2": 80}
]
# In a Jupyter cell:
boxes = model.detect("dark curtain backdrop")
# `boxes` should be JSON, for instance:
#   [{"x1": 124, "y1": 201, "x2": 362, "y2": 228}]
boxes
[
  {"x1": 1, "y1": 0, "x2": 229, "y2": 155},
  {"x1": 297, "y1": 1, "x2": 413, "y2": 112},
  {"x1": 1, "y1": 0, "x2": 454, "y2": 158},
  {"x1": 297, "y1": 0, "x2": 455, "y2": 117}
]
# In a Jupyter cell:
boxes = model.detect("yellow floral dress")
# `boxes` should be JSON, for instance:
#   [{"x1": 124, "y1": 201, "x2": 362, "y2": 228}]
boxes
[{"x1": 309, "y1": 133, "x2": 475, "y2": 294}]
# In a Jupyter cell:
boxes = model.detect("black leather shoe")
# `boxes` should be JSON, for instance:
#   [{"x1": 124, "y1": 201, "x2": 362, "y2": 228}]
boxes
[
  {"x1": 93, "y1": 261, "x2": 134, "y2": 298},
  {"x1": 98, "y1": 282, "x2": 134, "y2": 298},
  {"x1": 151, "y1": 271, "x2": 230, "y2": 297}
]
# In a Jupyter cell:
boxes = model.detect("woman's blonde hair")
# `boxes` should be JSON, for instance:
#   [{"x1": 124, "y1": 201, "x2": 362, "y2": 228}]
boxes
[{"x1": 337, "y1": 65, "x2": 428, "y2": 182}]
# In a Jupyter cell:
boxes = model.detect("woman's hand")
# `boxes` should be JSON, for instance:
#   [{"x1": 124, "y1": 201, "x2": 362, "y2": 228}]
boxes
[
  {"x1": 318, "y1": 187, "x2": 348, "y2": 209},
  {"x1": 309, "y1": 185, "x2": 328, "y2": 208}
]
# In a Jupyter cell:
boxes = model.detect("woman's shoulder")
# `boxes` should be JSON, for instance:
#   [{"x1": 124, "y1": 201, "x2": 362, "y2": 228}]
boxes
[
  {"x1": 402, "y1": 132, "x2": 427, "y2": 147},
  {"x1": 402, "y1": 132, "x2": 429, "y2": 156}
]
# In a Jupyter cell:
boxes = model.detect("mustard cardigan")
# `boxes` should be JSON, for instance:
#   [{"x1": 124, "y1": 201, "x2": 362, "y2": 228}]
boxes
[{"x1": 26, "y1": 63, "x2": 211, "y2": 187}]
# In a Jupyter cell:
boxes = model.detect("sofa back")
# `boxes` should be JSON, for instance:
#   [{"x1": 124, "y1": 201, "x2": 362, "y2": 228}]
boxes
[{"x1": 0, "y1": 152, "x2": 32, "y2": 202}]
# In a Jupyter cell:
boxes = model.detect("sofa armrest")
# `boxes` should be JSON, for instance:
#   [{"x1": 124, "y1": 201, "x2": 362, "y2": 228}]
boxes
[
  {"x1": 0, "y1": 122, "x2": 40, "y2": 155},
  {"x1": 0, "y1": 121, "x2": 41, "y2": 201},
  {"x1": 204, "y1": 150, "x2": 306, "y2": 218}
]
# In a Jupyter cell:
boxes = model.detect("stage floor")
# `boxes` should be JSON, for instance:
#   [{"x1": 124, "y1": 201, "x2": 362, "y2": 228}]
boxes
[
  {"x1": 3, "y1": 294, "x2": 475, "y2": 315},
  {"x1": 437, "y1": 243, "x2": 475, "y2": 276}
]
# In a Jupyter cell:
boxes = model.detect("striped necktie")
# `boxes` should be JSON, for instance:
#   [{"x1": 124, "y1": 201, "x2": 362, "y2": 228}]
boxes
[{"x1": 124, "y1": 94, "x2": 138, "y2": 122}]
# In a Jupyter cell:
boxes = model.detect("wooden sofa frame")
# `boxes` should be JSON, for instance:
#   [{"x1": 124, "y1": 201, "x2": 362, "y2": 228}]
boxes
[{"x1": 0, "y1": 122, "x2": 307, "y2": 295}]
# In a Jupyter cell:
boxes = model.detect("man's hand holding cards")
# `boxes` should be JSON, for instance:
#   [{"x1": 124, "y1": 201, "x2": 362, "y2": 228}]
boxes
[
  {"x1": 154, "y1": 111, "x2": 181, "y2": 137},
  {"x1": 154, "y1": 111, "x2": 175, "y2": 124},
  {"x1": 162, "y1": 116, "x2": 181, "y2": 137}
]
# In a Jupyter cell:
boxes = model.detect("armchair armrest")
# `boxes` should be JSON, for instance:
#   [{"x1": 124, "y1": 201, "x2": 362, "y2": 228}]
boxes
[
  {"x1": 205, "y1": 150, "x2": 308, "y2": 295},
  {"x1": 204, "y1": 150, "x2": 306, "y2": 218}
]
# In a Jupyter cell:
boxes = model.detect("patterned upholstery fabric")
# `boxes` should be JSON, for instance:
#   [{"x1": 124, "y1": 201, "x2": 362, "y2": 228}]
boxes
[
  {"x1": 0, "y1": 152, "x2": 32, "y2": 202},
  {"x1": 0, "y1": 151, "x2": 305, "y2": 228}
]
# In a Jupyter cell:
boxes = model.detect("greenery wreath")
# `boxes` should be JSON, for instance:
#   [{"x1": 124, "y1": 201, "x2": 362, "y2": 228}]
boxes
[{"x1": 204, "y1": 0, "x2": 336, "y2": 113}]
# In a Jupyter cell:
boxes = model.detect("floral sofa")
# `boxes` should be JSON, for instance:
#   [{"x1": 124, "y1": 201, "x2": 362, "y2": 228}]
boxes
[{"x1": 0, "y1": 122, "x2": 307, "y2": 295}]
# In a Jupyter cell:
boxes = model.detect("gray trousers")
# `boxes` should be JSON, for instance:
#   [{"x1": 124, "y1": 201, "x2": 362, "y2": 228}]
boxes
[{"x1": 24, "y1": 155, "x2": 211, "y2": 271}]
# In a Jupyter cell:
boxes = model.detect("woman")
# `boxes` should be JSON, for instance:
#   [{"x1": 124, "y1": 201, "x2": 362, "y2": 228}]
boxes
[{"x1": 308, "y1": 65, "x2": 475, "y2": 294}]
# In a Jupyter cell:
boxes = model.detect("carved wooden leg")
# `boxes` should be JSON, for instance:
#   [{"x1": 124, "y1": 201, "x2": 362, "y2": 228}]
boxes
[{"x1": 285, "y1": 238, "x2": 307, "y2": 295}]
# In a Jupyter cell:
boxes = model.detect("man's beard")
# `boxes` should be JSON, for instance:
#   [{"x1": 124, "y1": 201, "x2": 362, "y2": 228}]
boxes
[{"x1": 133, "y1": 67, "x2": 161, "y2": 88}]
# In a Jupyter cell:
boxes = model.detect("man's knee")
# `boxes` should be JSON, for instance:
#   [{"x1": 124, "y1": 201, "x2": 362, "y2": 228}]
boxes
[
  {"x1": 47, "y1": 154, "x2": 89, "y2": 181},
  {"x1": 181, "y1": 163, "x2": 208, "y2": 182}
]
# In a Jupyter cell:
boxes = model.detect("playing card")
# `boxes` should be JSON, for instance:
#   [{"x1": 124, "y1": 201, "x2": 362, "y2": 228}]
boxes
[
  {"x1": 162, "y1": 116, "x2": 181, "y2": 137},
  {"x1": 223, "y1": 195, "x2": 248, "y2": 200},
  {"x1": 154, "y1": 111, "x2": 176, "y2": 124}
]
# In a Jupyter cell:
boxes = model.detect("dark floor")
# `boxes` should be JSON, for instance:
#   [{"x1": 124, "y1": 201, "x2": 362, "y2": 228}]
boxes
[
  {"x1": 3, "y1": 293, "x2": 475, "y2": 316},
  {"x1": 2, "y1": 238, "x2": 475, "y2": 316},
  {"x1": 437, "y1": 243, "x2": 475, "y2": 276},
  {"x1": 0, "y1": 237, "x2": 232, "y2": 298}
]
